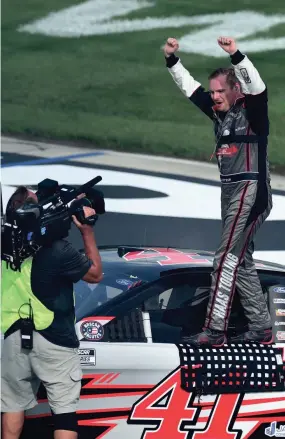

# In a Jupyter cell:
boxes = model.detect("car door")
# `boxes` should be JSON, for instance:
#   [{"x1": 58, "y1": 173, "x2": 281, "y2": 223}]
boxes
[
  {"x1": 73, "y1": 291, "x2": 179, "y2": 438},
  {"x1": 70, "y1": 270, "x2": 212, "y2": 438}
]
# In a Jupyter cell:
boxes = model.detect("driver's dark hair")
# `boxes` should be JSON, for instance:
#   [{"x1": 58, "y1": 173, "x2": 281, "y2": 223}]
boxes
[
  {"x1": 208, "y1": 67, "x2": 240, "y2": 89},
  {"x1": 5, "y1": 186, "x2": 36, "y2": 220}
]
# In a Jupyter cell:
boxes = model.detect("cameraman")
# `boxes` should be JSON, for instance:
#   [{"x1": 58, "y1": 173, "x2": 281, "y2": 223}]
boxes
[{"x1": 1, "y1": 186, "x2": 103, "y2": 439}]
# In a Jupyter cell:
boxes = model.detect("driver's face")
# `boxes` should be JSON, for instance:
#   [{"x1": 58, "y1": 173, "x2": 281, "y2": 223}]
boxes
[{"x1": 209, "y1": 75, "x2": 238, "y2": 112}]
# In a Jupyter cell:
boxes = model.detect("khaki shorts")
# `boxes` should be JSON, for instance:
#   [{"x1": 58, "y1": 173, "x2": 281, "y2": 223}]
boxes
[{"x1": 1, "y1": 330, "x2": 82, "y2": 414}]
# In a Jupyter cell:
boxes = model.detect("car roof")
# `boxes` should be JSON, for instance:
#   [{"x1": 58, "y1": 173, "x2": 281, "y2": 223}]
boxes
[{"x1": 96, "y1": 246, "x2": 285, "y2": 281}]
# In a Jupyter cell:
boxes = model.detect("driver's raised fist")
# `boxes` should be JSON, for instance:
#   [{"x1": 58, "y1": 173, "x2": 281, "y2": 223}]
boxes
[{"x1": 163, "y1": 38, "x2": 179, "y2": 57}]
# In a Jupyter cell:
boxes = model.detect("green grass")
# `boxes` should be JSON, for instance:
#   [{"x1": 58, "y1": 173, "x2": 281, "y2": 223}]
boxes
[{"x1": 2, "y1": 0, "x2": 285, "y2": 173}]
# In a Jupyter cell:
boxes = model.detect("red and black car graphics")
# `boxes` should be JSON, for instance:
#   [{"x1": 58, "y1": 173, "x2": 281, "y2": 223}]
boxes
[{"x1": 22, "y1": 247, "x2": 285, "y2": 439}]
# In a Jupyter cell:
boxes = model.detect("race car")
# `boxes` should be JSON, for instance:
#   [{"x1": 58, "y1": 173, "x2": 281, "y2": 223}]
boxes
[{"x1": 22, "y1": 246, "x2": 285, "y2": 439}]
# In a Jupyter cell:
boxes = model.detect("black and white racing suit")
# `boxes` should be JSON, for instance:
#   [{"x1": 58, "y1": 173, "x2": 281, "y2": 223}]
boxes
[{"x1": 166, "y1": 50, "x2": 272, "y2": 332}]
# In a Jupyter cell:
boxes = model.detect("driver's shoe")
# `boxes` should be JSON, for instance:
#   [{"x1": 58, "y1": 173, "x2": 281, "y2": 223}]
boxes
[
  {"x1": 181, "y1": 328, "x2": 226, "y2": 347},
  {"x1": 229, "y1": 328, "x2": 273, "y2": 344}
]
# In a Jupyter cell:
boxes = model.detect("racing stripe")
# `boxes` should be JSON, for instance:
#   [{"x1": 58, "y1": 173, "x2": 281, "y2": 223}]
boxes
[
  {"x1": 246, "y1": 126, "x2": 251, "y2": 172},
  {"x1": 223, "y1": 217, "x2": 258, "y2": 330}
]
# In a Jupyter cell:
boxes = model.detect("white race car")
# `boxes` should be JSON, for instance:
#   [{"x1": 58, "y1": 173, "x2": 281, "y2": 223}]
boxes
[{"x1": 22, "y1": 246, "x2": 285, "y2": 439}]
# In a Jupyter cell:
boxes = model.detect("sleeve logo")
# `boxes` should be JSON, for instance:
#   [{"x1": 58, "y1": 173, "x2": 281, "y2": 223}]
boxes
[{"x1": 240, "y1": 68, "x2": 252, "y2": 83}]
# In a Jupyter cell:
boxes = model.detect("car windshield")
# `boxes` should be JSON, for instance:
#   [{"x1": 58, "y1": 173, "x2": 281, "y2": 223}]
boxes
[{"x1": 74, "y1": 272, "x2": 144, "y2": 321}]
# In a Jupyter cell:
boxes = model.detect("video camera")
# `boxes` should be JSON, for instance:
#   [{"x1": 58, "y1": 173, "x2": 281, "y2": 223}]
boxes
[{"x1": 1, "y1": 176, "x2": 105, "y2": 272}]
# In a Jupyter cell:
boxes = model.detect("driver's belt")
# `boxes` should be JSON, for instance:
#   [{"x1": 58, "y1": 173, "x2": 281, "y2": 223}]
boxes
[
  {"x1": 220, "y1": 172, "x2": 259, "y2": 184},
  {"x1": 216, "y1": 134, "x2": 264, "y2": 146}
]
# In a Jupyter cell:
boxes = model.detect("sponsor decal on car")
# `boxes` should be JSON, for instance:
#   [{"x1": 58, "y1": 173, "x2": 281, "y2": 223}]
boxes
[
  {"x1": 76, "y1": 316, "x2": 115, "y2": 341},
  {"x1": 116, "y1": 278, "x2": 134, "y2": 286},
  {"x1": 265, "y1": 421, "x2": 285, "y2": 437},
  {"x1": 78, "y1": 348, "x2": 96, "y2": 365},
  {"x1": 274, "y1": 298, "x2": 285, "y2": 304},
  {"x1": 276, "y1": 309, "x2": 285, "y2": 317},
  {"x1": 80, "y1": 320, "x2": 104, "y2": 341},
  {"x1": 276, "y1": 331, "x2": 285, "y2": 341},
  {"x1": 273, "y1": 286, "x2": 285, "y2": 294}
]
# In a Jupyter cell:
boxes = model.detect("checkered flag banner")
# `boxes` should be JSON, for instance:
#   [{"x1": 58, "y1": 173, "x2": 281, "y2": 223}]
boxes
[{"x1": 177, "y1": 343, "x2": 285, "y2": 395}]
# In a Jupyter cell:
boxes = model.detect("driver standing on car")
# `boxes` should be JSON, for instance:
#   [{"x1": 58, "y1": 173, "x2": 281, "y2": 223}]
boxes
[
  {"x1": 163, "y1": 36, "x2": 272, "y2": 346},
  {"x1": 1, "y1": 186, "x2": 103, "y2": 439}
]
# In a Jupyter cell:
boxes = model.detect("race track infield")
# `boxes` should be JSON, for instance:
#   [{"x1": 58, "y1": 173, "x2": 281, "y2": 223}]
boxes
[{"x1": 2, "y1": 0, "x2": 285, "y2": 172}]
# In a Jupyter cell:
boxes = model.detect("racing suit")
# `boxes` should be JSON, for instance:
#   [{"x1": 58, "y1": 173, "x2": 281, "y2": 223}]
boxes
[{"x1": 166, "y1": 50, "x2": 272, "y2": 333}]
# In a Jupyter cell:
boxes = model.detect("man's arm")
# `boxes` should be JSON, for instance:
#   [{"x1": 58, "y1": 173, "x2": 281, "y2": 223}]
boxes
[
  {"x1": 72, "y1": 206, "x2": 103, "y2": 284},
  {"x1": 80, "y1": 227, "x2": 103, "y2": 283},
  {"x1": 56, "y1": 205, "x2": 103, "y2": 284},
  {"x1": 218, "y1": 36, "x2": 269, "y2": 135},
  {"x1": 164, "y1": 38, "x2": 214, "y2": 120},
  {"x1": 230, "y1": 50, "x2": 269, "y2": 136}
]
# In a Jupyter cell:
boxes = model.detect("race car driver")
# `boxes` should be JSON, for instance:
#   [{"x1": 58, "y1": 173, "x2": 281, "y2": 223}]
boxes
[{"x1": 163, "y1": 36, "x2": 272, "y2": 346}]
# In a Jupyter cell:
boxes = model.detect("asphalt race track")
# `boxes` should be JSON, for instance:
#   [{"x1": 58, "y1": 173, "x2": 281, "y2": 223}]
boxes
[{"x1": 1, "y1": 137, "x2": 285, "y2": 265}]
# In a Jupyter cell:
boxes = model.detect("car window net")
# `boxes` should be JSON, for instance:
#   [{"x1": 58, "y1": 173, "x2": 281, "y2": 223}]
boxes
[{"x1": 177, "y1": 343, "x2": 284, "y2": 395}]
